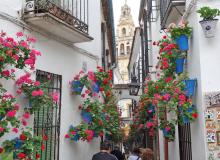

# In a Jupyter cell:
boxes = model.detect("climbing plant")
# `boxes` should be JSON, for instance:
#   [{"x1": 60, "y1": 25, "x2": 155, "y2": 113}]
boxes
[{"x1": 66, "y1": 67, "x2": 122, "y2": 142}]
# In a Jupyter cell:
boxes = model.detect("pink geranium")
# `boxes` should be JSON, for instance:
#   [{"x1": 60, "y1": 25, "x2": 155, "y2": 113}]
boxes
[
  {"x1": 23, "y1": 112, "x2": 30, "y2": 119},
  {"x1": 165, "y1": 126, "x2": 171, "y2": 132},
  {"x1": 12, "y1": 128, "x2": 19, "y2": 133},
  {"x1": 34, "y1": 81, "x2": 41, "y2": 86},
  {"x1": 162, "y1": 94, "x2": 170, "y2": 101},
  {"x1": 146, "y1": 122, "x2": 154, "y2": 128},
  {"x1": 0, "y1": 127, "x2": 4, "y2": 132},
  {"x1": 52, "y1": 92, "x2": 59, "y2": 102},
  {"x1": 32, "y1": 89, "x2": 44, "y2": 96},
  {"x1": 6, "y1": 110, "x2": 16, "y2": 117},
  {"x1": 85, "y1": 129, "x2": 94, "y2": 142},
  {"x1": 88, "y1": 71, "x2": 96, "y2": 81},
  {"x1": 16, "y1": 31, "x2": 24, "y2": 37},
  {"x1": 2, "y1": 70, "x2": 10, "y2": 77}
]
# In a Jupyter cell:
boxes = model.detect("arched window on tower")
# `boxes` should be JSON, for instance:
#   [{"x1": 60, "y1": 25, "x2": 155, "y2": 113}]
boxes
[
  {"x1": 120, "y1": 43, "x2": 125, "y2": 55},
  {"x1": 122, "y1": 28, "x2": 126, "y2": 36},
  {"x1": 127, "y1": 46, "x2": 130, "y2": 54}
]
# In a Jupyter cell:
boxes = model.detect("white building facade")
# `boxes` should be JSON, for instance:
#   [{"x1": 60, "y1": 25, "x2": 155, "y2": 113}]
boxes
[
  {"x1": 130, "y1": 0, "x2": 220, "y2": 160},
  {"x1": 0, "y1": 0, "x2": 116, "y2": 159}
]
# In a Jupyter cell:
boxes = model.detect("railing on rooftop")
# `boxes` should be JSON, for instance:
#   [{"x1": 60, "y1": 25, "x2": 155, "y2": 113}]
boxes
[{"x1": 25, "y1": 0, "x2": 89, "y2": 34}]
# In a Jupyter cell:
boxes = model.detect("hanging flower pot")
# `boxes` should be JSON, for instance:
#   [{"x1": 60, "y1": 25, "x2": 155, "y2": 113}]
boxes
[
  {"x1": 92, "y1": 82, "x2": 100, "y2": 93},
  {"x1": 175, "y1": 35, "x2": 189, "y2": 51},
  {"x1": 81, "y1": 111, "x2": 92, "y2": 123},
  {"x1": 184, "y1": 79, "x2": 197, "y2": 97},
  {"x1": 71, "y1": 80, "x2": 84, "y2": 95},
  {"x1": 175, "y1": 57, "x2": 185, "y2": 74},
  {"x1": 199, "y1": 19, "x2": 218, "y2": 38}
]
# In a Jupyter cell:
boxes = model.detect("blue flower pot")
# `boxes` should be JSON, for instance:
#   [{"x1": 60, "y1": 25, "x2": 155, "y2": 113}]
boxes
[
  {"x1": 162, "y1": 129, "x2": 168, "y2": 137},
  {"x1": 175, "y1": 58, "x2": 185, "y2": 74},
  {"x1": 0, "y1": 116, "x2": 3, "y2": 121},
  {"x1": 183, "y1": 116, "x2": 190, "y2": 124},
  {"x1": 14, "y1": 138, "x2": 22, "y2": 149},
  {"x1": 184, "y1": 79, "x2": 197, "y2": 97},
  {"x1": 176, "y1": 35, "x2": 189, "y2": 51},
  {"x1": 81, "y1": 111, "x2": 92, "y2": 123},
  {"x1": 92, "y1": 82, "x2": 100, "y2": 93},
  {"x1": 72, "y1": 133, "x2": 80, "y2": 141},
  {"x1": 72, "y1": 80, "x2": 84, "y2": 94}
]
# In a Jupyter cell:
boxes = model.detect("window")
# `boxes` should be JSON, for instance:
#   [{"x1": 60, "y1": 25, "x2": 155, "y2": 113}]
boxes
[
  {"x1": 122, "y1": 28, "x2": 126, "y2": 36},
  {"x1": 34, "y1": 70, "x2": 62, "y2": 160},
  {"x1": 127, "y1": 46, "x2": 130, "y2": 54},
  {"x1": 178, "y1": 124, "x2": 192, "y2": 160},
  {"x1": 120, "y1": 43, "x2": 125, "y2": 55}
]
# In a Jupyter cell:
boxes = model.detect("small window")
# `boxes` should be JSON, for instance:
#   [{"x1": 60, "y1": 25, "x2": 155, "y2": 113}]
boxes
[
  {"x1": 127, "y1": 46, "x2": 130, "y2": 54},
  {"x1": 120, "y1": 43, "x2": 125, "y2": 55},
  {"x1": 122, "y1": 28, "x2": 126, "y2": 36}
]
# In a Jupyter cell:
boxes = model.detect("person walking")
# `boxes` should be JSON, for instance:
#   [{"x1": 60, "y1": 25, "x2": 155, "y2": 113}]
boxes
[
  {"x1": 92, "y1": 141, "x2": 118, "y2": 160},
  {"x1": 111, "y1": 146, "x2": 125, "y2": 160},
  {"x1": 140, "y1": 148, "x2": 153, "y2": 160},
  {"x1": 128, "y1": 147, "x2": 141, "y2": 160}
]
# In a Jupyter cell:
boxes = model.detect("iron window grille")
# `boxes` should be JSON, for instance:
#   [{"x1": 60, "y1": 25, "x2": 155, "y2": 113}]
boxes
[
  {"x1": 178, "y1": 123, "x2": 192, "y2": 160},
  {"x1": 34, "y1": 70, "x2": 62, "y2": 160}
]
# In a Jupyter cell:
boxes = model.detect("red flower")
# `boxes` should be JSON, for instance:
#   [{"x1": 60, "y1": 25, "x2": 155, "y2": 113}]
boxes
[
  {"x1": 192, "y1": 113, "x2": 198, "y2": 119},
  {"x1": 43, "y1": 135, "x2": 48, "y2": 141},
  {"x1": 103, "y1": 78, "x2": 108, "y2": 85},
  {"x1": 100, "y1": 87, "x2": 104, "y2": 91},
  {"x1": 36, "y1": 153, "x2": 40, "y2": 159},
  {"x1": 99, "y1": 131, "x2": 104, "y2": 137},
  {"x1": 163, "y1": 35, "x2": 167, "y2": 39},
  {"x1": 18, "y1": 153, "x2": 26, "y2": 159},
  {"x1": 65, "y1": 134, "x2": 70, "y2": 138},
  {"x1": 2, "y1": 70, "x2": 10, "y2": 77},
  {"x1": 20, "y1": 134, "x2": 27, "y2": 140},
  {"x1": 165, "y1": 77, "x2": 173, "y2": 83},
  {"x1": 153, "y1": 41, "x2": 157, "y2": 45},
  {"x1": 41, "y1": 144, "x2": 45, "y2": 151},
  {"x1": 0, "y1": 147, "x2": 3, "y2": 153}
]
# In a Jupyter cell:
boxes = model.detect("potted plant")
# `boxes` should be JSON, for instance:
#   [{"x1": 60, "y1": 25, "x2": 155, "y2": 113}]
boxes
[
  {"x1": 168, "y1": 22, "x2": 192, "y2": 51},
  {"x1": 197, "y1": 6, "x2": 220, "y2": 38},
  {"x1": 184, "y1": 79, "x2": 197, "y2": 97}
]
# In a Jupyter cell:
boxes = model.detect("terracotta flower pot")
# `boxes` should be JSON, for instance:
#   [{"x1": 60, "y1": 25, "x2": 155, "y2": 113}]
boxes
[{"x1": 199, "y1": 19, "x2": 218, "y2": 38}]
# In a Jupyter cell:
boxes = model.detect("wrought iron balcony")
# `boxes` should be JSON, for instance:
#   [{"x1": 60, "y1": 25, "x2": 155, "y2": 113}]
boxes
[
  {"x1": 160, "y1": 0, "x2": 186, "y2": 28},
  {"x1": 23, "y1": 0, "x2": 93, "y2": 43}
]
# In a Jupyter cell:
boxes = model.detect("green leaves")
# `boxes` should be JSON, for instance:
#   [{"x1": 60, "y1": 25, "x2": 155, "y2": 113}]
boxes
[{"x1": 197, "y1": 6, "x2": 220, "y2": 21}]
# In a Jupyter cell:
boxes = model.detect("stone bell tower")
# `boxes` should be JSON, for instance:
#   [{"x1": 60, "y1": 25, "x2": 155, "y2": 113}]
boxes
[{"x1": 116, "y1": 1, "x2": 135, "y2": 83}]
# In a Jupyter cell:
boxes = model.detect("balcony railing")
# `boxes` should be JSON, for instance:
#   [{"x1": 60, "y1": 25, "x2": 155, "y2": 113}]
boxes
[
  {"x1": 25, "y1": 0, "x2": 89, "y2": 34},
  {"x1": 160, "y1": 0, "x2": 185, "y2": 28}
]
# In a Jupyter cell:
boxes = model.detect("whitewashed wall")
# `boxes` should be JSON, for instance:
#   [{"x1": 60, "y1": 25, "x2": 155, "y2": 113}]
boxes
[{"x1": 0, "y1": 0, "x2": 103, "y2": 159}]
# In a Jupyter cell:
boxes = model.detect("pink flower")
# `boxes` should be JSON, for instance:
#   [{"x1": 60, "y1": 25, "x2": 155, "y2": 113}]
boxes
[
  {"x1": 0, "y1": 127, "x2": 4, "y2": 132},
  {"x1": 16, "y1": 89, "x2": 22, "y2": 95},
  {"x1": 34, "y1": 81, "x2": 41, "y2": 86},
  {"x1": 12, "y1": 128, "x2": 18, "y2": 133},
  {"x1": 81, "y1": 94, "x2": 86, "y2": 98},
  {"x1": 165, "y1": 77, "x2": 173, "y2": 83},
  {"x1": 175, "y1": 88, "x2": 180, "y2": 93},
  {"x1": 14, "y1": 104, "x2": 20, "y2": 110},
  {"x1": 165, "y1": 126, "x2": 171, "y2": 132},
  {"x1": 31, "y1": 49, "x2": 41, "y2": 56},
  {"x1": 6, "y1": 37, "x2": 14, "y2": 42},
  {"x1": 32, "y1": 89, "x2": 44, "y2": 96},
  {"x1": 52, "y1": 92, "x2": 59, "y2": 102},
  {"x1": 2, "y1": 70, "x2": 10, "y2": 77},
  {"x1": 163, "y1": 94, "x2": 170, "y2": 101},
  {"x1": 85, "y1": 90, "x2": 91, "y2": 94},
  {"x1": 138, "y1": 124, "x2": 144, "y2": 129},
  {"x1": 88, "y1": 71, "x2": 96, "y2": 81},
  {"x1": 6, "y1": 110, "x2": 16, "y2": 117},
  {"x1": 16, "y1": 73, "x2": 31, "y2": 85},
  {"x1": 71, "y1": 131, "x2": 76, "y2": 135},
  {"x1": 20, "y1": 41, "x2": 28, "y2": 48},
  {"x1": 146, "y1": 122, "x2": 154, "y2": 128},
  {"x1": 179, "y1": 94, "x2": 186, "y2": 101},
  {"x1": 27, "y1": 36, "x2": 37, "y2": 43},
  {"x1": 85, "y1": 129, "x2": 94, "y2": 142},
  {"x1": 154, "y1": 94, "x2": 161, "y2": 100},
  {"x1": 22, "y1": 120, "x2": 27, "y2": 126},
  {"x1": 65, "y1": 134, "x2": 70, "y2": 138},
  {"x1": 16, "y1": 31, "x2": 24, "y2": 37},
  {"x1": 24, "y1": 58, "x2": 34, "y2": 65},
  {"x1": 23, "y1": 112, "x2": 30, "y2": 119}
]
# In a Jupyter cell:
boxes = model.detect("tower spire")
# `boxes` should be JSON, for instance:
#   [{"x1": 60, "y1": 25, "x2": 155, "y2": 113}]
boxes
[{"x1": 125, "y1": 0, "x2": 127, "y2": 5}]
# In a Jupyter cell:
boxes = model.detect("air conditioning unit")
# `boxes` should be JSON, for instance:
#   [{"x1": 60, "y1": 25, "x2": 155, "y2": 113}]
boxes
[{"x1": 25, "y1": 0, "x2": 35, "y2": 12}]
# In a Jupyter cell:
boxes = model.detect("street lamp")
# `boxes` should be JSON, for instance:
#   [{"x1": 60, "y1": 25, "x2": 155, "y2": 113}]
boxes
[{"x1": 128, "y1": 75, "x2": 140, "y2": 96}]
